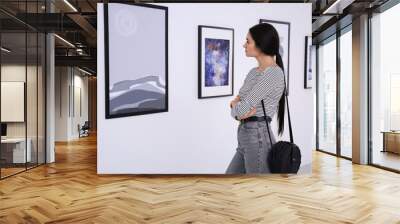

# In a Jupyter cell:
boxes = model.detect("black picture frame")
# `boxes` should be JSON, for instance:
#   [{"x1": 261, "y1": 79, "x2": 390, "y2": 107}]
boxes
[
  {"x1": 259, "y1": 19, "x2": 291, "y2": 95},
  {"x1": 198, "y1": 25, "x2": 234, "y2": 99},
  {"x1": 304, "y1": 36, "x2": 313, "y2": 89},
  {"x1": 104, "y1": 3, "x2": 168, "y2": 119}
]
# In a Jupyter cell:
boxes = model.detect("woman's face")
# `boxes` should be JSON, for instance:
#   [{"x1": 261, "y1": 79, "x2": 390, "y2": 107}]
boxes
[{"x1": 243, "y1": 33, "x2": 261, "y2": 57}]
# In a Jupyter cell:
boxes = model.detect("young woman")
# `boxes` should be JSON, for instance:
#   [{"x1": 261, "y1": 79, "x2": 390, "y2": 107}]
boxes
[{"x1": 226, "y1": 23, "x2": 286, "y2": 174}]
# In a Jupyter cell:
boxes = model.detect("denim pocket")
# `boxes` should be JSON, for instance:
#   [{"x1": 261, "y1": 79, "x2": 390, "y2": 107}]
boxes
[{"x1": 242, "y1": 121, "x2": 258, "y2": 130}]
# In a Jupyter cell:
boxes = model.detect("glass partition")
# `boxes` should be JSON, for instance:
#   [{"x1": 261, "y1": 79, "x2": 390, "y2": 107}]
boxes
[
  {"x1": 1, "y1": 31, "x2": 28, "y2": 178},
  {"x1": 38, "y1": 32, "x2": 45, "y2": 165},
  {"x1": 27, "y1": 31, "x2": 38, "y2": 169},
  {"x1": 0, "y1": 1, "x2": 46, "y2": 179},
  {"x1": 317, "y1": 36, "x2": 337, "y2": 155}
]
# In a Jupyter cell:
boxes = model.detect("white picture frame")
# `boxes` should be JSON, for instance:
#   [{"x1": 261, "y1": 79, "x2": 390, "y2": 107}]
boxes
[{"x1": 198, "y1": 25, "x2": 234, "y2": 99}]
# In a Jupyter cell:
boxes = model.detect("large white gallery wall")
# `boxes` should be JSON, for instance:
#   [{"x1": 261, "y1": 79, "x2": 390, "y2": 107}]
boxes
[{"x1": 97, "y1": 3, "x2": 313, "y2": 174}]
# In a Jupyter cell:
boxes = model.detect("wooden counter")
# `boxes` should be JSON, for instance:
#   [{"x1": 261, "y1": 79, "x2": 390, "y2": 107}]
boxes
[{"x1": 382, "y1": 131, "x2": 400, "y2": 154}]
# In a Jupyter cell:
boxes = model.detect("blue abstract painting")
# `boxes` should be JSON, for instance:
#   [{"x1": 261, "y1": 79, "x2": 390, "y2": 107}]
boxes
[{"x1": 204, "y1": 38, "x2": 230, "y2": 87}]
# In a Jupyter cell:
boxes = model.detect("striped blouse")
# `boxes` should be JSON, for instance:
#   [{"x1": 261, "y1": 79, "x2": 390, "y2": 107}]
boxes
[{"x1": 231, "y1": 65, "x2": 285, "y2": 119}]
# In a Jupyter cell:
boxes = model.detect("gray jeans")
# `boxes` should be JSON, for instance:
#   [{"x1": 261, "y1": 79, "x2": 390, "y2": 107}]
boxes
[{"x1": 226, "y1": 121, "x2": 276, "y2": 174}]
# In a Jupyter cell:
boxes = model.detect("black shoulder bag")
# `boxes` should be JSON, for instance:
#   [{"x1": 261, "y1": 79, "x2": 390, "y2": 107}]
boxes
[{"x1": 261, "y1": 80, "x2": 301, "y2": 174}]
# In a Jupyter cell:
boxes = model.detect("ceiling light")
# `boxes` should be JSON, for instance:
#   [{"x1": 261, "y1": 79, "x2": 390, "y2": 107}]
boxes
[
  {"x1": 63, "y1": 0, "x2": 78, "y2": 12},
  {"x1": 323, "y1": 0, "x2": 341, "y2": 14},
  {"x1": 322, "y1": 0, "x2": 354, "y2": 15},
  {"x1": 54, "y1": 34, "x2": 75, "y2": 48},
  {"x1": 1, "y1": 47, "x2": 11, "y2": 53},
  {"x1": 78, "y1": 67, "x2": 92, "y2": 76}
]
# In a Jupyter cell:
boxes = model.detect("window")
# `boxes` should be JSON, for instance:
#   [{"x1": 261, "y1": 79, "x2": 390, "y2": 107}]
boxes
[
  {"x1": 370, "y1": 2, "x2": 400, "y2": 171},
  {"x1": 318, "y1": 36, "x2": 337, "y2": 155},
  {"x1": 340, "y1": 28, "x2": 352, "y2": 158}
]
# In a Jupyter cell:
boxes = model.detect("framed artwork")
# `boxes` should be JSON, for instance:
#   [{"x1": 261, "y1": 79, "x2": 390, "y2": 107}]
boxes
[
  {"x1": 104, "y1": 3, "x2": 168, "y2": 119},
  {"x1": 198, "y1": 25, "x2": 234, "y2": 99},
  {"x1": 259, "y1": 19, "x2": 290, "y2": 95},
  {"x1": 304, "y1": 36, "x2": 313, "y2": 89}
]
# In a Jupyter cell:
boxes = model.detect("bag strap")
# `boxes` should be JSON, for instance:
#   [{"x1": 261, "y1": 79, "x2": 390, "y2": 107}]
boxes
[
  {"x1": 283, "y1": 71, "x2": 294, "y2": 143},
  {"x1": 261, "y1": 68, "x2": 294, "y2": 144},
  {"x1": 261, "y1": 100, "x2": 273, "y2": 148}
]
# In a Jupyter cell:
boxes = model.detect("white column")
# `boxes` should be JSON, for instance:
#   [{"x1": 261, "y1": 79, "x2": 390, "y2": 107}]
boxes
[{"x1": 46, "y1": 33, "x2": 55, "y2": 163}]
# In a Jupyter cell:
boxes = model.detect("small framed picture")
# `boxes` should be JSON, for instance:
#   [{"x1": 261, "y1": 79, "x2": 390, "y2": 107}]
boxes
[
  {"x1": 198, "y1": 25, "x2": 234, "y2": 99},
  {"x1": 304, "y1": 36, "x2": 313, "y2": 89}
]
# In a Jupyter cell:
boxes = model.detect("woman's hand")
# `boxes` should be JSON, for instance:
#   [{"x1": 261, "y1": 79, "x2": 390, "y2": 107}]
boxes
[
  {"x1": 230, "y1": 95, "x2": 240, "y2": 108},
  {"x1": 239, "y1": 107, "x2": 257, "y2": 120}
]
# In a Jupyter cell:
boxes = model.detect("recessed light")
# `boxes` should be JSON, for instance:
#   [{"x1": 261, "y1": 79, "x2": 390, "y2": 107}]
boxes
[
  {"x1": 322, "y1": 0, "x2": 354, "y2": 15},
  {"x1": 54, "y1": 34, "x2": 75, "y2": 48},
  {"x1": 78, "y1": 67, "x2": 92, "y2": 76},
  {"x1": 63, "y1": 0, "x2": 78, "y2": 12},
  {"x1": 1, "y1": 47, "x2": 11, "y2": 53}
]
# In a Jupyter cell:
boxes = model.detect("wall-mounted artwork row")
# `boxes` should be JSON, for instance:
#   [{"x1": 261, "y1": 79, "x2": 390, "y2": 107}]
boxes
[
  {"x1": 259, "y1": 19, "x2": 290, "y2": 95},
  {"x1": 104, "y1": 3, "x2": 168, "y2": 119},
  {"x1": 198, "y1": 25, "x2": 234, "y2": 99}
]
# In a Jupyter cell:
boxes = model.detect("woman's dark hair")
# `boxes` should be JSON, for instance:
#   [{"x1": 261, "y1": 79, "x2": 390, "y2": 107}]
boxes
[{"x1": 249, "y1": 23, "x2": 286, "y2": 136}]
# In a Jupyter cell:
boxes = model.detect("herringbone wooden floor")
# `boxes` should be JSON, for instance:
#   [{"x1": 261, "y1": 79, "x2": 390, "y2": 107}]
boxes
[{"x1": 1, "y1": 134, "x2": 400, "y2": 224}]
